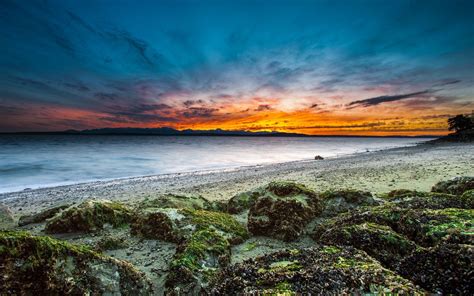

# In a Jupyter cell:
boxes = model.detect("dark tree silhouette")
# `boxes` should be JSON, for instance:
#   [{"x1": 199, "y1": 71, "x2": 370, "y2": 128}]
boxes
[{"x1": 448, "y1": 114, "x2": 473, "y2": 132}]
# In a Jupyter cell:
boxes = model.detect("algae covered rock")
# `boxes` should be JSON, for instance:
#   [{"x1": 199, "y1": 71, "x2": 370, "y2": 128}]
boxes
[
  {"x1": 431, "y1": 176, "x2": 474, "y2": 195},
  {"x1": 226, "y1": 190, "x2": 260, "y2": 214},
  {"x1": 210, "y1": 245, "x2": 422, "y2": 294},
  {"x1": 313, "y1": 205, "x2": 473, "y2": 247},
  {"x1": 165, "y1": 209, "x2": 248, "y2": 294},
  {"x1": 131, "y1": 208, "x2": 186, "y2": 243},
  {"x1": 386, "y1": 189, "x2": 470, "y2": 209},
  {"x1": 317, "y1": 222, "x2": 417, "y2": 268},
  {"x1": 45, "y1": 200, "x2": 133, "y2": 233},
  {"x1": 18, "y1": 204, "x2": 69, "y2": 226},
  {"x1": 247, "y1": 182, "x2": 322, "y2": 242},
  {"x1": 320, "y1": 189, "x2": 379, "y2": 216},
  {"x1": 0, "y1": 204, "x2": 15, "y2": 229},
  {"x1": 0, "y1": 231, "x2": 153, "y2": 295},
  {"x1": 460, "y1": 189, "x2": 474, "y2": 208},
  {"x1": 137, "y1": 193, "x2": 212, "y2": 210},
  {"x1": 398, "y1": 243, "x2": 473, "y2": 295}
]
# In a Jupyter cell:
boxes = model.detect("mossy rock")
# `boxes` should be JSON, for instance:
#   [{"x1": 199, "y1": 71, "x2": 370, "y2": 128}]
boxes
[
  {"x1": 247, "y1": 182, "x2": 322, "y2": 242},
  {"x1": 18, "y1": 204, "x2": 70, "y2": 226},
  {"x1": 137, "y1": 194, "x2": 212, "y2": 211},
  {"x1": 320, "y1": 190, "x2": 380, "y2": 216},
  {"x1": 182, "y1": 209, "x2": 248, "y2": 242},
  {"x1": 431, "y1": 176, "x2": 474, "y2": 195},
  {"x1": 130, "y1": 208, "x2": 186, "y2": 243},
  {"x1": 460, "y1": 189, "x2": 474, "y2": 208},
  {"x1": 312, "y1": 205, "x2": 473, "y2": 247},
  {"x1": 165, "y1": 210, "x2": 247, "y2": 293},
  {"x1": 45, "y1": 200, "x2": 133, "y2": 233},
  {"x1": 166, "y1": 228, "x2": 230, "y2": 294},
  {"x1": 209, "y1": 245, "x2": 422, "y2": 294},
  {"x1": 398, "y1": 243, "x2": 473, "y2": 294},
  {"x1": 0, "y1": 204, "x2": 15, "y2": 229},
  {"x1": 226, "y1": 191, "x2": 261, "y2": 214},
  {"x1": 397, "y1": 208, "x2": 474, "y2": 246},
  {"x1": 0, "y1": 231, "x2": 153, "y2": 294},
  {"x1": 386, "y1": 190, "x2": 469, "y2": 209},
  {"x1": 317, "y1": 222, "x2": 417, "y2": 268}
]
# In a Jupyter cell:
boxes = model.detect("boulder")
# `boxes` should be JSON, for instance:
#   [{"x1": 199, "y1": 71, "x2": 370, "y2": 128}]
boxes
[
  {"x1": 226, "y1": 191, "x2": 260, "y2": 214},
  {"x1": 247, "y1": 182, "x2": 322, "y2": 241},
  {"x1": 431, "y1": 176, "x2": 474, "y2": 195},
  {"x1": 131, "y1": 208, "x2": 187, "y2": 243},
  {"x1": 385, "y1": 190, "x2": 468, "y2": 209},
  {"x1": 0, "y1": 231, "x2": 153, "y2": 295},
  {"x1": 398, "y1": 243, "x2": 473, "y2": 295},
  {"x1": 165, "y1": 209, "x2": 248, "y2": 294},
  {"x1": 209, "y1": 245, "x2": 422, "y2": 294},
  {"x1": 312, "y1": 205, "x2": 474, "y2": 247},
  {"x1": 320, "y1": 190, "x2": 380, "y2": 216},
  {"x1": 314, "y1": 155, "x2": 324, "y2": 160},
  {"x1": 0, "y1": 204, "x2": 15, "y2": 229},
  {"x1": 137, "y1": 194, "x2": 212, "y2": 211},
  {"x1": 45, "y1": 200, "x2": 133, "y2": 233},
  {"x1": 317, "y1": 222, "x2": 417, "y2": 268},
  {"x1": 18, "y1": 204, "x2": 70, "y2": 226}
]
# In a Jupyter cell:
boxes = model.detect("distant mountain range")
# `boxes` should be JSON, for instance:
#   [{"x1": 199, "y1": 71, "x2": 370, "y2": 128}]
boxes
[{"x1": 2, "y1": 127, "x2": 439, "y2": 138}]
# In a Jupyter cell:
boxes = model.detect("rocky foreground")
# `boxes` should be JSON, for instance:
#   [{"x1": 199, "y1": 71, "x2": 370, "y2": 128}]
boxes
[{"x1": 1, "y1": 177, "x2": 473, "y2": 295}]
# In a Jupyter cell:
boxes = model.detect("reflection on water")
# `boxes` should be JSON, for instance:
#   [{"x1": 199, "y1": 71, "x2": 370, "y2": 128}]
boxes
[{"x1": 0, "y1": 135, "x2": 431, "y2": 193}]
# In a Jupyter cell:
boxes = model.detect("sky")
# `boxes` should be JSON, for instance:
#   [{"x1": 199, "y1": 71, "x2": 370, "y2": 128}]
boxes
[{"x1": 0, "y1": 0, "x2": 473, "y2": 135}]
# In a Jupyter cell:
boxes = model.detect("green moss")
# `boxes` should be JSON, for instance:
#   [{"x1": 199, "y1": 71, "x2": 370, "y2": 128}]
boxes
[
  {"x1": 266, "y1": 181, "x2": 318, "y2": 199},
  {"x1": 425, "y1": 208, "x2": 474, "y2": 238},
  {"x1": 182, "y1": 209, "x2": 248, "y2": 239},
  {"x1": 333, "y1": 256, "x2": 377, "y2": 270},
  {"x1": 321, "y1": 245, "x2": 342, "y2": 254},
  {"x1": 258, "y1": 260, "x2": 302, "y2": 274},
  {"x1": 0, "y1": 231, "x2": 99, "y2": 262},
  {"x1": 242, "y1": 241, "x2": 258, "y2": 252},
  {"x1": 45, "y1": 200, "x2": 133, "y2": 233},
  {"x1": 321, "y1": 189, "x2": 373, "y2": 203},
  {"x1": 171, "y1": 228, "x2": 229, "y2": 272}
]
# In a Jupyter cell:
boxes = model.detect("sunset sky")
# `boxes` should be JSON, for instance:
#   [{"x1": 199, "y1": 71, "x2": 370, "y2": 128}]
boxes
[{"x1": 1, "y1": 0, "x2": 473, "y2": 135}]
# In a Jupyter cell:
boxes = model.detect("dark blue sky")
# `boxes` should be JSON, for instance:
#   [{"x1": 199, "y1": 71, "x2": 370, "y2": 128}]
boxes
[{"x1": 0, "y1": 0, "x2": 473, "y2": 134}]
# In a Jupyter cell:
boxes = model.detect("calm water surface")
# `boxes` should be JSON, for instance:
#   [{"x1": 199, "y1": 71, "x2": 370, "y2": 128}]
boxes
[{"x1": 0, "y1": 135, "x2": 432, "y2": 193}]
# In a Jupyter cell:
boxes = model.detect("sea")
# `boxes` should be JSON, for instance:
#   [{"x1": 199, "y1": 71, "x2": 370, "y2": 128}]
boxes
[{"x1": 0, "y1": 135, "x2": 433, "y2": 193}]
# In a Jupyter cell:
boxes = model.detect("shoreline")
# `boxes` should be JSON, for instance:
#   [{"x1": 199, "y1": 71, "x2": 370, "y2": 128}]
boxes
[
  {"x1": 0, "y1": 141, "x2": 424, "y2": 195},
  {"x1": 1, "y1": 141, "x2": 473, "y2": 217}
]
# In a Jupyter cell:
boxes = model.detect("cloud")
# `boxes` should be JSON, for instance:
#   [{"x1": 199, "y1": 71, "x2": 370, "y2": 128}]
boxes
[
  {"x1": 347, "y1": 90, "x2": 431, "y2": 108},
  {"x1": 254, "y1": 104, "x2": 273, "y2": 112}
]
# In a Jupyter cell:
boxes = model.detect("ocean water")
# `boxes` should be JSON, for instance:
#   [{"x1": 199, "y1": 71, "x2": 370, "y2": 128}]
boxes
[{"x1": 0, "y1": 135, "x2": 432, "y2": 193}]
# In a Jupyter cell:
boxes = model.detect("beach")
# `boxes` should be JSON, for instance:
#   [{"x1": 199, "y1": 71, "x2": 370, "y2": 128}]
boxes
[{"x1": 2, "y1": 141, "x2": 473, "y2": 218}]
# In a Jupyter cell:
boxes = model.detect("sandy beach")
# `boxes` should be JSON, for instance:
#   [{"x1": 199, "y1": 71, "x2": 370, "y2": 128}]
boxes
[{"x1": 2, "y1": 141, "x2": 473, "y2": 217}]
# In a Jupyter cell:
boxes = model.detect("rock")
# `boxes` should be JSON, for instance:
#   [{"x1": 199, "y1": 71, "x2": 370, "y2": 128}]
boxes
[
  {"x1": 398, "y1": 243, "x2": 473, "y2": 295},
  {"x1": 131, "y1": 208, "x2": 186, "y2": 243},
  {"x1": 314, "y1": 155, "x2": 324, "y2": 160},
  {"x1": 431, "y1": 176, "x2": 474, "y2": 195},
  {"x1": 320, "y1": 190, "x2": 380, "y2": 216},
  {"x1": 18, "y1": 204, "x2": 70, "y2": 226},
  {"x1": 386, "y1": 190, "x2": 469, "y2": 209},
  {"x1": 312, "y1": 205, "x2": 474, "y2": 247},
  {"x1": 317, "y1": 222, "x2": 417, "y2": 268},
  {"x1": 165, "y1": 209, "x2": 248, "y2": 294},
  {"x1": 45, "y1": 200, "x2": 133, "y2": 233},
  {"x1": 247, "y1": 182, "x2": 322, "y2": 241},
  {"x1": 0, "y1": 231, "x2": 153, "y2": 295},
  {"x1": 460, "y1": 189, "x2": 474, "y2": 208},
  {"x1": 0, "y1": 204, "x2": 15, "y2": 229},
  {"x1": 209, "y1": 245, "x2": 422, "y2": 294},
  {"x1": 226, "y1": 191, "x2": 261, "y2": 214},
  {"x1": 137, "y1": 194, "x2": 212, "y2": 211}
]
